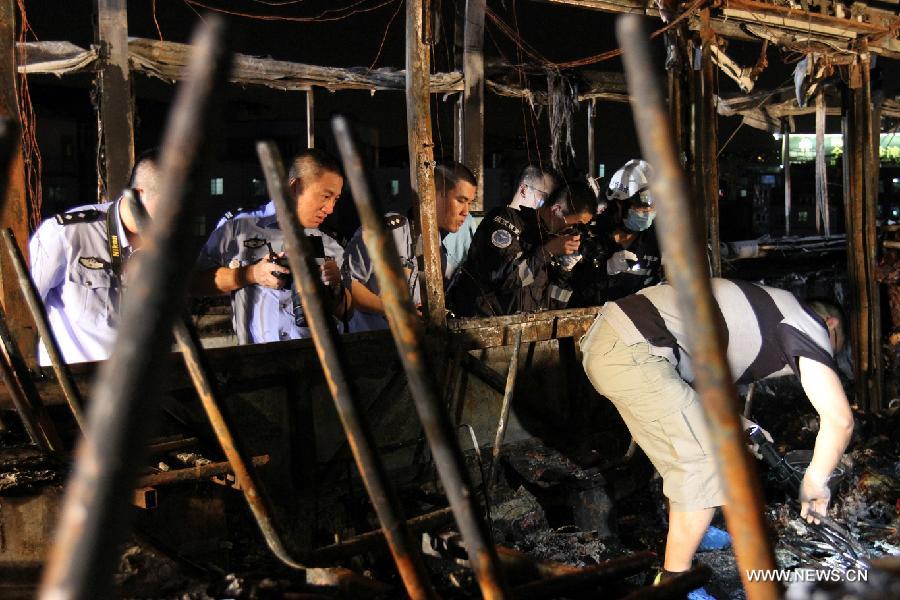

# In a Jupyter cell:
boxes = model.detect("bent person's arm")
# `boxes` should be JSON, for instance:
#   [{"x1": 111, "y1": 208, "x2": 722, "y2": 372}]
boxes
[{"x1": 797, "y1": 356, "x2": 854, "y2": 521}]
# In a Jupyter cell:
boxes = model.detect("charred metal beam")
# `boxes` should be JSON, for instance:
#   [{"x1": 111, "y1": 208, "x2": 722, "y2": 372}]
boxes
[
  {"x1": 406, "y1": 0, "x2": 446, "y2": 329},
  {"x1": 334, "y1": 114, "x2": 508, "y2": 599},
  {"x1": 2, "y1": 228, "x2": 86, "y2": 432},
  {"x1": 616, "y1": 15, "x2": 778, "y2": 600},
  {"x1": 95, "y1": 0, "x2": 134, "y2": 201},
  {"x1": 0, "y1": 118, "x2": 15, "y2": 209},
  {"x1": 39, "y1": 16, "x2": 231, "y2": 600},
  {"x1": 135, "y1": 454, "x2": 269, "y2": 488},
  {"x1": 0, "y1": 0, "x2": 34, "y2": 372},
  {"x1": 313, "y1": 507, "x2": 456, "y2": 563},
  {"x1": 257, "y1": 141, "x2": 437, "y2": 599}
]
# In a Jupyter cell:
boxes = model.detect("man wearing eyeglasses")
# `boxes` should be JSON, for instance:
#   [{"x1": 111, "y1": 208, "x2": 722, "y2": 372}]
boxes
[{"x1": 447, "y1": 167, "x2": 598, "y2": 317}]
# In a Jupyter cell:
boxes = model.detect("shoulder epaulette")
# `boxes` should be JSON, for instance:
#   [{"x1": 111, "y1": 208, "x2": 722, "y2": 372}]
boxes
[
  {"x1": 384, "y1": 213, "x2": 407, "y2": 230},
  {"x1": 55, "y1": 209, "x2": 102, "y2": 225}
]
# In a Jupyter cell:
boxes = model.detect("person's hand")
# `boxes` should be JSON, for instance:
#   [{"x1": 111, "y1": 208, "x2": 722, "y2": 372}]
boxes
[
  {"x1": 544, "y1": 233, "x2": 581, "y2": 257},
  {"x1": 320, "y1": 258, "x2": 342, "y2": 295},
  {"x1": 248, "y1": 254, "x2": 289, "y2": 289},
  {"x1": 606, "y1": 250, "x2": 639, "y2": 275},
  {"x1": 741, "y1": 416, "x2": 773, "y2": 459},
  {"x1": 799, "y1": 469, "x2": 831, "y2": 524}
]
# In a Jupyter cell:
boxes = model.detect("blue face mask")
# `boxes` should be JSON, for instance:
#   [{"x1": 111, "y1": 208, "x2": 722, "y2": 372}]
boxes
[{"x1": 624, "y1": 208, "x2": 655, "y2": 231}]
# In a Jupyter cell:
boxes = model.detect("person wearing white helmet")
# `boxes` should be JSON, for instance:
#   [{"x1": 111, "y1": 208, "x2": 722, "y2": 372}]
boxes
[{"x1": 570, "y1": 159, "x2": 663, "y2": 307}]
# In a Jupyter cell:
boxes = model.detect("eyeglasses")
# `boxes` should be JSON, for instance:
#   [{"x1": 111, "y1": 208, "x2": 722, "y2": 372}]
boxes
[{"x1": 525, "y1": 184, "x2": 550, "y2": 201}]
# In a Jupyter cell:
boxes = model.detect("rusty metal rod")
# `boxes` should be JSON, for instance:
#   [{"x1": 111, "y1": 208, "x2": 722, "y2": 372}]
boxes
[
  {"x1": 512, "y1": 551, "x2": 656, "y2": 600},
  {"x1": 173, "y1": 317, "x2": 309, "y2": 568},
  {"x1": 490, "y1": 325, "x2": 522, "y2": 484},
  {"x1": 256, "y1": 141, "x2": 437, "y2": 600},
  {"x1": 135, "y1": 454, "x2": 269, "y2": 488},
  {"x1": 0, "y1": 305, "x2": 62, "y2": 451},
  {"x1": 313, "y1": 506, "x2": 455, "y2": 563},
  {"x1": 333, "y1": 115, "x2": 509, "y2": 599},
  {"x1": 127, "y1": 186, "x2": 303, "y2": 553},
  {"x1": 2, "y1": 228, "x2": 86, "y2": 432},
  {"x1": 616, "y1": 15, "x2": 778, "y2": 600},
  {"x1": 39, "y1": 16, "x2": 231, "y2": 600}
]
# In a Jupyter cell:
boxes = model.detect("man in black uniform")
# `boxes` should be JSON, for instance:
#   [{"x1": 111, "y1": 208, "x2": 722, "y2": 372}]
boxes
[
  {"x1": 448, "y1": 177, "x2": 598, "y2": 317},
  {"x1": 572, "y1": 159, "x2": 662, "y2": 307}
]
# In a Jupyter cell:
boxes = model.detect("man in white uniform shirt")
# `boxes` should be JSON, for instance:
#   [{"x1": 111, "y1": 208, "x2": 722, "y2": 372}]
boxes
[{"x1": 194, "y1": 149, "x2": 350, "y2": 343}]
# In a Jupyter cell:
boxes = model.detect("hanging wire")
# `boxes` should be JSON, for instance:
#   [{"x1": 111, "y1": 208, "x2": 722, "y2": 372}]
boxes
[
  {"x1": 152, "y1": 0, "x2": 165, "y2": 40},
  {"x1": 366, "y1": 0, "x2": 402, "y2": 72},
  {"x1": 183, "y1": 0, "x2": 398, "y2": 23},
  {"x1": 15, "y1": 0, "x2": 43, "y2": 231}
]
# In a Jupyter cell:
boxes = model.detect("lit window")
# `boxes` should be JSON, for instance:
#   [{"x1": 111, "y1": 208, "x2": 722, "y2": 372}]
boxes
[
  {"x1": 391, "y1": 180, "x2": 400, "y2": 196},
  {"x1": 740, "y1": 189, "x2": 748, "y2": 198},
  {"x1": 598, "y1": 164, "x2": 605, "y2": 178},
  {"x1": 210, "y1": 177, "x2": 224, "y2": 196}
]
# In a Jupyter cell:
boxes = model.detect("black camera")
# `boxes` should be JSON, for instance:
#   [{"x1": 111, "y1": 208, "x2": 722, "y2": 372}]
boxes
[{"x1": 268, "y1": 252, "x2": 292, "y2": 288}]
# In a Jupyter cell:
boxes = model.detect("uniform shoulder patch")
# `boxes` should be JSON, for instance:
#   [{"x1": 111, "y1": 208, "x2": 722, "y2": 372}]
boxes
[
  {"x1": 492, "y1": 214, "x2": 521, "y2": 237},
  {"x1": 491, "y1": 228, "x2": 513, "y2": 249},
  {"x1": 243, "y1": 237, "x2": 268, "y2": 249},
  {"x1": 384, "y1": 213, "x2": 407, "y2": 230},
  {"x1": 55, "y1": 209, "x2": 102, "y2": 225},
  {"x1": 78, "y1": 256, "x2": 108, "y2": 270}
]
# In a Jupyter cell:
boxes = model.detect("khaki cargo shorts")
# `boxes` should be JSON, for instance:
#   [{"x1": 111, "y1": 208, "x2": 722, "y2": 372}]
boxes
[{"x1": 580, "y1": 317, "x2": 724, "y2": 511}]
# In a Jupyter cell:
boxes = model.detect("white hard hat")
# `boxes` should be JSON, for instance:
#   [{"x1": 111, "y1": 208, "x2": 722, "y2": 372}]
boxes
[{"x1": 606, "y1": 159, "x2": 654, "y2": 206}]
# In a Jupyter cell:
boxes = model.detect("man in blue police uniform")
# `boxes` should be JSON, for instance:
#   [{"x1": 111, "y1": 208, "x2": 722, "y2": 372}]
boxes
[
  {"x1": 29, "y1": 150, "x2": 163, "y2": 364},
  {"x1": 193, "y1": 149, "x2": 350, "y2": 344},
  {"x1": 341, "y1": 162, "x2": 476, "y2": 332}
]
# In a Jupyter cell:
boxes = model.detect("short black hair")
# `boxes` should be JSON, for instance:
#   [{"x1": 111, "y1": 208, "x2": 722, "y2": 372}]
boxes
[
  {"x1": 549, "y1": 180, "x2": 598, "y2": 217},
  {"x1": 514, "y1": 164, "x2": 558, "y2": 193},
  {"x1": 288, "y1": 148, "x2": 343, "y2": 194},
  {"x1": 434, "y1": 161, "x2": 476, "y2": 197},
  {"x1": 128, "y1": 147, "x2": 160, "y2": 187}
]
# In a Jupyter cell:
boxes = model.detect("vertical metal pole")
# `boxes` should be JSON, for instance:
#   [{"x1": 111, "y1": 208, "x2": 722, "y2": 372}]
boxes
[
  {"x1": 39, "y1": 17, "x2": 230, "y2": 599},
  {"x1": 587, "y1": 99, "x2": 597, "y2": 178},
  {"x1": 782, "y1": 122, "x2": 791, "y2": 236},
  {"x1": 462, "y1": 0, "x2": 485, "y2": 212},
  {"x1": 2, "y1": 229, "x2": 86, "y2": 432},
  {"x1": 861, "y1": 57, "x2": 883, "y2": 409},
  {"x1": 334, "y1": 115, "x2": 508, "y2": 600},
  {"x1": 815, "y1": 89, "x2": 829, "y2": 236},
  {"x1": 406, "y1": 0, "x2": 446, "y2": 329},
  {"x1": 700, "y1": 12, "x2": 720, "y2": 276},
  {"x1": 256, "y1": 141, "x2": 437, "y2": 599},
  {"x1": 840, "y1": 91, "x2": 863, "y2": 405},
  {"x1": 306, "y1": 89, "x2": 314, "y2": 148},
  {"x1": 616, "y1": 16, "x2": 778, "y2": 600},
  {"x1": 96, "y1": 0, "x2": 135, "y2": 201},
  {"x1": 0, "y1": 0, "x2": 35, "y2": 369}
]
